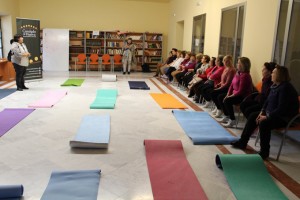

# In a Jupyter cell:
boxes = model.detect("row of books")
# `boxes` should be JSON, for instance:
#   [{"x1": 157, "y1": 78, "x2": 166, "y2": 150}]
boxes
[
  {"x1": 86, "y1": 41, "x2": 102, "y2": 46},
  {"x1": 145, "y1": 43, "x2": 161, "y2": 49},
  {"x1": 106, "y1": 33, "x2": 126, "y2": 39},
  {"x1": 107, "y1": 42, "x2": 124, "y2": 47},
  {"x1": 69, "y1": 48, "x2": 85, "y2": 53},
  {"x1": 86, "y1": 48, "x2": 104, "y2": 54},
  {"x1": 146, "y1": 35, "x2": 162, "y2": 41},
  {"x1": 70, "y1": 31, "x2": 84, "y2": 38},
  {"x1": 107, "y1": 49, "x2": 123, "y2": 55},
  {"x1": 86, "y1": 32, "x2": 104, "y2": 39},
  {"x1": 126, "y1": 35, "x2": 144, "y2": 40}
]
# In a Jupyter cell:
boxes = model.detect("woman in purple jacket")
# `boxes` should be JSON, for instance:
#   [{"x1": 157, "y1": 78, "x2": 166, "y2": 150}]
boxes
[{"x1": 218, "y1": 57, "x2": 253, "y2": 128}]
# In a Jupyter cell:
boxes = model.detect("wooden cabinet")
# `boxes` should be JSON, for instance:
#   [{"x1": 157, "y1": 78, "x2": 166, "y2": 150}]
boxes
[{"x1": 0, "y1": 59, "x2": 15, "y2": 85}]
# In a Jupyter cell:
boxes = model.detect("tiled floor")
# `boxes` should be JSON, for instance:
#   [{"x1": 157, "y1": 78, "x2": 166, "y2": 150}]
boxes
[{"x1": 0, "y1": 71, "x2": 299, "y2": 200}]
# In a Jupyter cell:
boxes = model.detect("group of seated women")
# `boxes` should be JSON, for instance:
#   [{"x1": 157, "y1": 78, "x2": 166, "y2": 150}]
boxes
[{"x1": 153, "y1": 49, "x2": 299, "y2": 160}]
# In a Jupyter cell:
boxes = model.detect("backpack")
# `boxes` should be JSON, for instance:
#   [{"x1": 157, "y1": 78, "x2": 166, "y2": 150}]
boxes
[
  {"x1": 141, "y1": 63, "x2": 151, "y2": 73},
  {"x1": 7, "y1": 50, "x2": 12, "y2": 62}
]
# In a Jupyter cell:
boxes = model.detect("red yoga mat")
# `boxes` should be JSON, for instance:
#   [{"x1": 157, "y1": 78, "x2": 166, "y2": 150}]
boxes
[{"x1": 144, "y1": 140, "x2": 208, "y2": 200}]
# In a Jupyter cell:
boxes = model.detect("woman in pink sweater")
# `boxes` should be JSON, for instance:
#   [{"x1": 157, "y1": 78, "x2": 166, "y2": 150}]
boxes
[{"x1": 217, "y1": 57, "x2": 253, "y2": 128}]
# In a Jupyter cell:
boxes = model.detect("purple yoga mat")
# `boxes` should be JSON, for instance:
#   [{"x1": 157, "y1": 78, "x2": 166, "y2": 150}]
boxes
[
  {"x1": 28, "y1": 90, "x2": 68, "y2": 108},
  {"x1": 0, "y1": 108, "x2": 35, "y2": 137}
]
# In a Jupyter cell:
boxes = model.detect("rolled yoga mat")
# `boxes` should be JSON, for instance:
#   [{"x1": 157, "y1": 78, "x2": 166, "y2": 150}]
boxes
[
  {"x1": 0, "y1": 185, "x2": 24, "y2": 199},
  {"x1": 150, "y1": 93, "x2": 187, "y2": 109},
  {"x1": 144, "y1": 140, "x2": 208, "y2": 200},
  {"x1": 216, "y1": 154, "x2": 288, "y2": 200},
  {"x1": 70, "y1": 115, "x2": 110, "y2": 148},
  {"x1": 40, "y1": 169, "x2": 101, "y2": 200},
  {"x1": 90, "y1": 89, "x2": 117, "y2": 109},
  {"x1": 61, "y1": 79, "x2": 84, "y2": 86},
  {"x1": 102, "y1": 74, "x2": 117, "y2": 82},
  {"x1": 28, "y1": 90, "x2": 68, "y2": 108},
  {"x1": 172, "y1": 110, "x2": 239, "y2": 144},
  {"x1": 0, "y1": 108, "x2": 35, "y2": 137},
  {"x1": 128, "y1": 81, "x2": 150, "y2": 90},
  {"x1": 0, "y1": 89, "x2": 16, "y2": 100}
]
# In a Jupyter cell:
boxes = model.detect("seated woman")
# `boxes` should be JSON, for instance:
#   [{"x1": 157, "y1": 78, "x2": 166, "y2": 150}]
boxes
[
  {"x1": 240, "y1": 62, "x2": 276, "y2": 119},
  {"x1": 211, "y1": 55, "x2": 236, "y2": 116},
  {"x1": 170, "y1": 52, "x2": 191, "y2": 83},
  {"x1": 153, "y1": 48, "x2": 178, "y2": 77},
  {"x1": 218, "y1": 57, "x2": 253, "y2": 128},
  {"x1": 164, "y1": 51, "x2": 185, "y2": 81},
  {"x1": 200, "y1": 55, "x2": 225, "y2": 107},
  {"x1": 181, "y1": 53, "x2": 204, "y2": 88},
  {"x1": 187, "y1": 55, "x2": 210, "y2": 98},
  {"x1": 231, "y1": 65, "x2": 299, "y2": 159},
  {"x1": 175, "y1": 53, "x2": 197, "y2": 85}
]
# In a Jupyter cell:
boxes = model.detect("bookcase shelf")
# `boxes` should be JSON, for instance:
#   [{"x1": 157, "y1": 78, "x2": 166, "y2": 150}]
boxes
[{"x1": 68, "y1": 30, "x2": 163, "y2": 71}]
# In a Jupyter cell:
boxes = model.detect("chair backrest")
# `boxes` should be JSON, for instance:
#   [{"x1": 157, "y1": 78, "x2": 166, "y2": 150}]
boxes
[
  {"x1": 90, "y1": 54, "x2": 99, "y2": 62},
  {"x1": 77, "y1": 54, "x2": 86, "y2": 62},
  {"x1": 102, "y1": 54, "x2": 111, "y2": 63},
  {"x1": 255, "y1": 81, "x2": 262, "y2": 93},
  {"x1": 113, "y1": 54, "x2": 122, "y2": 64}
]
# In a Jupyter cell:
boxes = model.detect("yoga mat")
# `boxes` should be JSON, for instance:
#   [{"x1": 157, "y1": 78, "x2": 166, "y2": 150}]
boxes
[
  {"x1": 0, "y1": 185, "x2": 23, "y2": 199},
  {"x1": 102, "y1": 74, "x2": 117, "y2": 82},
  {"x1": 0, "y1": 89, "x2": 16, "y2": 100},
  {"x1": 0, "y1": 108, "x2": 35, "y2": 137},
  {"x1": 216, "y1": 154, "x2": 288, "y2": 200},
  {"x1": 28, "y1": 90, "x2": 68, "y2": 108},
  {"x1": 150, "y1": 93, "x2": 187, "y2": 109},
  {"x1": 144, "y1": 140, "x2": 208, "y2": 200},
  {"x1": 70, "y1": 115, "x2": 110, "y2": 148},
  {"x1": 128, "y1": 81, "x2": 150, "y2": 90},
  {"x1": 41, "y1": 169, "x2": 101, "y2": 200},
  {"x1": 172, "y1": 110, "x2": 239, "y2": 144},
  {"x1": 90, "y1": 89, "x2": 117, "y2": 109},
  {"x1": 61, "y1": 79, "x2": 84, "y2": 86}
]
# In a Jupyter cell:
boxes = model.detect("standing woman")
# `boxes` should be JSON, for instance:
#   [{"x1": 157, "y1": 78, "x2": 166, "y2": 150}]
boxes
[
  {"x1": 11, "y1": 34, "x2": 30, "y2": 91},
  {"x1": 122, "y1": 38, "x2": 136, "y2": 75}
]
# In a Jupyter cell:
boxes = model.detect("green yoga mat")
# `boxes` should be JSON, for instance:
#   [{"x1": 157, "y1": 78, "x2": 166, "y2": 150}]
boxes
[
  {"x1": 216, "y1": 154, "x2": 288, "y2": 200},
  {"x1": 61, "y1": 79, "x2": 84, "y2": 86},
  {"x1": 90, "y1": 89, "x2": 118, "y2": 109}
]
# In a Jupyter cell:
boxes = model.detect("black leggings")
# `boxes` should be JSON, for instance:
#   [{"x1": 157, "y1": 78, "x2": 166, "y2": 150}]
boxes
[{"x1": 13, "y1": 63, "x2": 26, "y2": 88}]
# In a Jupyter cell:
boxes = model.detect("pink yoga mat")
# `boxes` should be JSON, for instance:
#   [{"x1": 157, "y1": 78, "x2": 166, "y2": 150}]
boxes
[
  {"x1": 0, "y1": 108, "x2": 35, "y2": 137},
  {"x1": 28, "y1": 90, "x2": 68, "y2": 108},
  {"x1": 144, "y1": 140, "x2": 208, "y2": 200}
]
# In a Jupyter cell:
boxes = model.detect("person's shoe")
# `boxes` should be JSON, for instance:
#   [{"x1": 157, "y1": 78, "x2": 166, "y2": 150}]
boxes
[
  {"x1": 128, "y1": 71, "x2": 130, "y2": 75},
  {"x1": 258, "y1": 151, "x2": 269, "y2": 160},
  {"x1": 17, "y1": 88, "x2": 23, "y2": 91},
  {"x1": 123, "y1": 72, "x2": 126, "y2": 75},
  {"x1": 22, "y1": 86, "x2": 29, "y2": 89},
  {"x1": 218, "y1": 116, "x2": 229, "y2": 123},
  {"x1": 203, "y1": 101, "x2": 211, "y2": 108},
  {"x1": 214, "y1": 110, "x2": 223, "y2": 118},
  {"x1": 231, "y1": 140, "x2": 247, "y2": 149},
  {"x1": 211, "y1": 107, "x2": 218, "y2": 115},
  {"x1": 222, "y1": 119, "x2": 236, "y2": 128},
  {"x1": 188, "y1": 94, "x2": 194, "y2": 98}
]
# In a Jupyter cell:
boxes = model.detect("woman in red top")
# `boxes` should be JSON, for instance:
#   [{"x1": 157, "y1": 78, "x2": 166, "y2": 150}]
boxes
[{"x1": 218, "y1": 57, "x2": 253, "y2": 128}]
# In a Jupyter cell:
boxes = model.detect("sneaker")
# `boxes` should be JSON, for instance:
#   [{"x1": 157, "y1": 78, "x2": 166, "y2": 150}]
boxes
[
  {"x1": 161, "y1": 74, "x2": 168, "y2": 79},
  {"x1": 123, "y1": 72, "x2": 126, "y2": 75},
  {"x1": 258, "y1": 151, "x2": 269, "y2": 160},
  {"x1": 218, "y1": 116, "x2": 229, "y2": 123},
  {"x1": 203, "y1": 101, "x2": 211, "y2": 108},
  {"x1": 211, "y1": 107, "x2": 218, "y2": 115},
  {"x1": 231, "y1": 140, "x2": 247, "y2": 149},
  {"x1": 128, "y1": 71, "x2": 130, "y2": 75},
  {"x1": 214, "y1": 110, "x2": 223, "y2": 118},
  {"x1": 222, "y1": 119, "x2": 236, "y2": 128}
]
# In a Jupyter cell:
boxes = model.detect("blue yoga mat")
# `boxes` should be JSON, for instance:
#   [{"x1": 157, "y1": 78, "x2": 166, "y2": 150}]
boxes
[
  {"x1": 41, "y1": 169, "x2": 101, "y2": 200},
  {"x1": 128, "y1": 81, "x2": 150, "y2": 90},
  {"x1": 70, "y1": 115, "x2": 110, "y2": 148},
  {"x1": 0, "y1": 185, "x2": 23, "y2": 199},
  {"x1": 172, "y1": 110, "x2": 239, "y2": 144},
  {"x1": 90, "y1": 89, "x2": 118, "y2": 109},
  {"x1": 0, "y1": 89, "x2": 16, "y2": 100}
]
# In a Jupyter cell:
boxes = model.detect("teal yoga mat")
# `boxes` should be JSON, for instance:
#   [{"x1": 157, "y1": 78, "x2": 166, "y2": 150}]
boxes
[
  {"x1": 41, "y1": 169, "x2": 101, "y2": 200},
  {"x1": 90, "y1": 89, "x2": 117, "y2": 109},
  {"x1": 173, "y1": 110, "x2": 239, "y2": 144},
  {"x1": 61, "y1": 79, "x2": 84, "y2": 86},
  {"x1": 216, "y1": 154, "x2": 288, "y2": 200}
]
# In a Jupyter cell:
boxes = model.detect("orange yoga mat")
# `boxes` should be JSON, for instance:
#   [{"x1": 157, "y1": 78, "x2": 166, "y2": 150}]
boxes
[{"x1": 150, "y1": 93, "x2": 188, "y2": 109}]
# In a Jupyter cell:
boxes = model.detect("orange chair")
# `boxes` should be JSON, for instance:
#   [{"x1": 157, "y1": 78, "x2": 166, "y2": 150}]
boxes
[
  {"x1": 101, "y1": 54, "x2": 112, "y2": 72},
  {"x1": 75, "y1": 54, "x2": 87, "y2": 71},
  {"x1": 89, "y1": 54, "x2": 100, "y2": 71},
  {"x1": 255, "y1": 81, "x2": 262, "y2": 93},
  {"x1": 113, "y1": 54, "x2": 123, "y2": 72}
]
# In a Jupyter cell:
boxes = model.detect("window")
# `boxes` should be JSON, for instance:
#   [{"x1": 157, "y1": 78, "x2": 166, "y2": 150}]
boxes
[
  {"x1": 0, "y1": 18, "x2": 3, "y2": 59},
  {"x1": 191, "y1": 14, "x2": 206, "y2": 54},
  {"x1": 218, "y1": 4, "x2": 245, "y2": 63},
  {"x1": 273, "y1": 0, "x2": 300, "y2": 93}
]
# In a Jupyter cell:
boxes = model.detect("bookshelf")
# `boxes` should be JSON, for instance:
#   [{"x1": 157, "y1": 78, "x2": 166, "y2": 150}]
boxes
[
  {"x1": 144, "y1": 33, "x2": 163, "y2": 71},
  {"x1": 68, "y1": 30, "x2": 163, "y2": 72}
]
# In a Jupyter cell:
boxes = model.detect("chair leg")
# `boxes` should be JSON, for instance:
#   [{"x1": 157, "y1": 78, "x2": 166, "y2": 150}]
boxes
[{"x1": 276, "y1": 130, "x2": 287, "y2": 161}]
